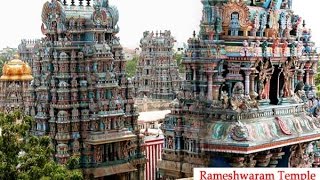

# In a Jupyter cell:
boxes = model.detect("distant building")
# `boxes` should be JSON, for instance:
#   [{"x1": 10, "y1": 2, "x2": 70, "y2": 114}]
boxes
[
  {"x1": 123, "y1": 47, "x2": 140, "y2": 60},
  {"x1": 138, "y1": 110, "x2": 169, "y2": 180},
  {"x1": 144, "y1": 134, "x2": 164, "y2": 180},
  {"x1": 18, "y1": 39, "x2": 40, "y2": 70},
  {"x1": 134, "y1": 30, "x2": 182, "y2": 100},
  {"x1": 138, "y1": 110, "x2": 170, "y2": 130},
  {"x1": 0, "y1": 55, "x2": 33, "y2": 113},
  {"x1": 174, "y1": 42, "x2": 187, "y2": 55},
  {"x1": 0, "y1": 47, "x2": 18, "y2": 60}
]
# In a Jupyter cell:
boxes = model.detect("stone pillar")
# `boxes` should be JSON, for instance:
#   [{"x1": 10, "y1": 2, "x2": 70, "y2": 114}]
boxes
[
  {"x1": 310, "y1": 70, "x2": 315, "y2": 87},
  {"x1": 291, "y1": 77, "x2": 295, "y2": 93},
  {"x1": 297, "y1": 70, "x2": 304, "y2": 82},
  {"x1": 192, "y1": 65, "x2": 196, "y2": 81},
  {"x1": 119, "y1": 173, "x2": 126, "y2": 180},
  {"x1": 305, "y1": 69, "x2": 310, "y2": 85},
  {"x1": 207, "y1": 72, "x2": 213, "y2": 100},
  {"x1": 244, "y1": 29, "x2": 248, "y2": 37},
  {"x1": 265, "y1": 76, "x2": 271, "y2": 99},
  {"x1": 249, "y1": 74, "x2": 257, "y2": 98},
  {"x1": 192, "y1": 65, "x2": 197, "y2": 94},
  {"x1": 212, "y1": 84, "x2": 221, "y2": 100},
  {"x1": 177, "y1": 136, "x2": 181, "y2": 150},
  {"x1": 244, "y1": 70, "x2": 251, "y2": 96}
]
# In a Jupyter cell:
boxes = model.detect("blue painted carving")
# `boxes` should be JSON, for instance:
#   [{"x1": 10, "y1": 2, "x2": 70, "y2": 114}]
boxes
[
  {"x1": 230, "y1": 12, "x2": 240, "y2": 36},
  {"x1": 259, "y1": 12, "x2": 267, "y2": 37},
  {"x1": 279, "y1": 12, "x2": 287, "y2": 38}
]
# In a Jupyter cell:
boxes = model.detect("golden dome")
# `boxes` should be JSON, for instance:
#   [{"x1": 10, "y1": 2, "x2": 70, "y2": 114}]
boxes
[{"x1": 0, "y1": 56, "x2": 33, "y2": 81}]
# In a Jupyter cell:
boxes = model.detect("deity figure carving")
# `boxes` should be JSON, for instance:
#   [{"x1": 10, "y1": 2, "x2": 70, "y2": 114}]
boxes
[
  {"x1": 57, "y1": 17, "x2": 66, "y2": 35},
  {"x1": 230, "y1": 121, "x2": 249, "y2": 141},
  {"x1": 252, "y1": 40, "x2": 261, "y2": 56},
  {"x1": 215, "y1": 16, "x2": 223, "y2": 39},
  {"x1": 122, "y1": 141, "x2": 130, "y2": 158},
  {"x1": 282, "y1": 61, "x2": 294, "y2": 98},
  {"x1": 203, "y1": 0, "x2": 212, "y2": 23},
  {"x1": 296, "y1": 41, "x2": 304, "y2": 56},
  {"x1": 259, "y1": 12, "x2": 267, "y2": 37},
  {"x1": 168, "y1": 136, "x2": 174, "y2": 149},
  {"x1": 240, "y1": 40, "x2": 249, "y2": 56},
  {"x1": 251, "y1": 11, "x2": 260, "y2": 36},
  {"x1": 268, "y1": 10, "x2": 279, "y2": 38},
  {"x1": 281, "y1": 0, "x2": 289, "y2": 9},
  {"x1": 230, "y1": 82, "x2": 246, "y2": 112},
  {"x1": 281, "y1": 40, "x2": 288, "y2": 56},
  {"x1": 95, "y1": 146, "x2": 103, "y2": 163},
  {"x1": 285, "y1": 14, "x2": 292, "y2": 38},
  {"x1": 279, "y1": 12, "x2": 287, "y2": 38},
  {"x1": 289, "y1": 42, "x2": 296, "y2": 56},
  {"x1": 293, "y1": 81, "x2": 307, "y2": 103},
  {"x1": 271, "y1": 38, "x2": 280, "y2": 56},
  {"x1": 258, "y1": 60, "x2": 274, "y2": 100},
  {"x1": 261, "y1": 40, "x2": 268, "y2": 57},
  {"x1": 229, "y1": 13, "x2": 240, "y2": 36},
  {"x1": 220, "y1": 91, "x2": 229, "y2": 109},
  {"x1": 289, "y1": 144, "x2": 314, "y2": 167}
]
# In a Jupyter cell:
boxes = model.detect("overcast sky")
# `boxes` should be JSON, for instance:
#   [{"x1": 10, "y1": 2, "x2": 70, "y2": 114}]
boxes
[{"x1": 0, "y1": 0, "x2": 319, "y2": 49}]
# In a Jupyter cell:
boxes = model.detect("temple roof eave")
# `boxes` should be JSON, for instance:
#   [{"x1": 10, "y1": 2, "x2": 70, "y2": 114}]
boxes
[
  {"x1": 201, "y1": 133, "x2": 320, "y2": 154},
  {"x1": 201, "y1": 113, "x2": 320, "y2": 154},
  {"x1": 0, "y1": 75, "x2": 33, "y2": 81}
]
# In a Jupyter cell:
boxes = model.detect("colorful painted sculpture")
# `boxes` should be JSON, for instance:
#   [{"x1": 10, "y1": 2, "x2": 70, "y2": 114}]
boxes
[
  {"x1": 28, "y1": 0, "x2": 145, "y2": 179},
  {"x1": 158, "y1": 0, "x2": 319, "y2": 179}
]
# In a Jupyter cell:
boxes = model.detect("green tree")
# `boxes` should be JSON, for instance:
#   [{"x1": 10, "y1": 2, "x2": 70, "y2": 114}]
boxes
[
  {"x1": 126, "y1": 56, "x2": 138, "y2": 78},
  {"x1": 174, "y1": 53, "x2": 185, "y2": 73},
  {"x1": 0, "y1": 111, "x2": 83, "y2": 180}
]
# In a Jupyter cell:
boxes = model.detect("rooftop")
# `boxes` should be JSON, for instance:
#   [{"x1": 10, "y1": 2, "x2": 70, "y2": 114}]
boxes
[
  {"x1": 138, "y1": 110, "x2": 170, "y2": 123},
  {"x1": 0, "y1": 55, "x2": 33, "y2": 81}
]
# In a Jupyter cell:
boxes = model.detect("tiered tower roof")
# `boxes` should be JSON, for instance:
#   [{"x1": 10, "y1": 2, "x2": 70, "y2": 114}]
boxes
[
  {"x1": 28, "y1": 0, "x2": 146, "y2": 179},
  {"x1": 159, "y1": 0, "x2": 320, "y2": 178},
  {"x1": 134, "y1": 30, "x2": 182, "y2": 100},
  {"x1": 0, "y1": 55, "x2": 33, "y2": 81}
]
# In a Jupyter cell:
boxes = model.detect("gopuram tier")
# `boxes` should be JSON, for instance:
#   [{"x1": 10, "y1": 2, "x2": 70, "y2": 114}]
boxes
[
  {"x1": 159, "y1": 0, "x2": 320, "y2": 179},
  {"x1": 18, "y1": 39, "x2": 41, "y2": 70},
  {"x1": 0, "y1": 55, "x2": 33, "y2": 113},
  {"x1": 134, "y1": 31, "x2": 182, "y2": 100},
  {"x1": 28, "y1": 0, "x2": 145, "y2": 179}
]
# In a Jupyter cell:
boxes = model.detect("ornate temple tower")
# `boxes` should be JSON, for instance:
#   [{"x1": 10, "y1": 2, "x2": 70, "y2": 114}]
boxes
[
  {"x1": 18, "y1": 39, "x2": 41, "y2": 69},
  {"x1": 29, "y1": 0, "x2": 145, "y2": 179},
  {"x1": 0, "y1": 55, "x2": 33, "y2": 113},
  {"x1": 159, "y1": 0, "x2": 320, "y2": 179},
  {"x1": 134, "y1": 30, "x2": 182, "y2": 100}
]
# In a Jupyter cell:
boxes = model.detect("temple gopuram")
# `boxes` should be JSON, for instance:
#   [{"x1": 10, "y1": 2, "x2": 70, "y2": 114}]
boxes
[
  {"x1": 134, "y1": 30, "x2": 182, "y2": 100},
  {"x1": 159, "y1": 0, "x2": 320, "y2": 179},
  {"x1": 28, "y1": 0, "x2": 145, "y2": 179},
  {"x1": 18, "y1": 39, "x2": 41, "y2": 69},
  {"x1": 0, "y1": 55, "x2": 33, "y2": 113}
]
